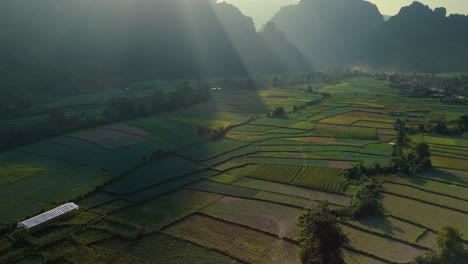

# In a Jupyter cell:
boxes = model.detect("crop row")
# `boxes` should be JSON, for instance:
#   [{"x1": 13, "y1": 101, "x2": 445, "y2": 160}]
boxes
[
  {"x1": 248, "y1": 164, "x2": 347, "y2": 193},
  {"x1": 310, "y1": 125, "x2": 378, "y2": 140}
]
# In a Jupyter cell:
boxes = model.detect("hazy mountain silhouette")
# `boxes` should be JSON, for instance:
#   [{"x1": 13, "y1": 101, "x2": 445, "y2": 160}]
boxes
[
  {"x1": 0, "y1": 0, "x2": 308, "y2": 96},
  {"x1": 271, "y1": 0, "x2": 468, "y2": 72},
  {"x1": 368, "y1": 2, "x2": 468, "y2": 72},
  {"x1": 271, "y1": 0, "x2": 384, "y2": 69}
]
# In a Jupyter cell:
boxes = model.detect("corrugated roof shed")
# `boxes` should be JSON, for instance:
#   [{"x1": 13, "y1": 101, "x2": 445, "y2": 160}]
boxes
[{"x1": 17, "y1": 203, "x2": 79, "y2": 230}]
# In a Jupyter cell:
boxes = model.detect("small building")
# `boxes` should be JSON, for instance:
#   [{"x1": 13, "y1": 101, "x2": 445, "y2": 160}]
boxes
[{"x1": 17, "y1": 203, "x2": 79, "y2": 231}]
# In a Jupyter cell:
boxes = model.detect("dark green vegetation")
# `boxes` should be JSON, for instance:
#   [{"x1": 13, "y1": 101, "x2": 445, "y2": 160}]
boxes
[
  {"x1": 0, "y1": 83, "x2": 210, "y2": 151},
  {"x1": 298, "y1": 204, "x2": 348, "y2": 264},
  {"x1": 272, "y1": 0, "x2": 468, "y2": 71},
  {"x1": 1, "y1": 75, "x2": 467, "y2": 263},
  {"x1": 416, "y1": 226, "x2": 467, "y2": 264}
]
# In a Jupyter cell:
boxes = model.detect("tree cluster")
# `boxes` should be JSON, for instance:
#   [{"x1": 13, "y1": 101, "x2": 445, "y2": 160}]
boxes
[
  {"x1": 388, "y1": 74, "x2": 468, "y2": 105},
  {"x1": 0, "y1": 86, "x2": 210, "y2": 151}
]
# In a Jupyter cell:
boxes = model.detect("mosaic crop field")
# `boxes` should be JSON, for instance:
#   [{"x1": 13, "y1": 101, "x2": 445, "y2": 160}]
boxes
[
  {"x1": 1, "y1": 76, "x2": 467, "y2": 264},
  {"x1": 248, "y1": 164, "x2": 348, "y2": 193}
]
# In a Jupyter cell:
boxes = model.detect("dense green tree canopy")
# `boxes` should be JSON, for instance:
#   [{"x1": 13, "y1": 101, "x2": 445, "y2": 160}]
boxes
[{"x1": 298, "y1": 203, "x2": 348, "y2": 264}]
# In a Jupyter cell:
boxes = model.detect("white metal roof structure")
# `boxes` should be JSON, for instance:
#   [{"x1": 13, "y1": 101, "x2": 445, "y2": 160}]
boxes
[{"x1": 17, "y1": 203, "x2": 79, "y2": 230}]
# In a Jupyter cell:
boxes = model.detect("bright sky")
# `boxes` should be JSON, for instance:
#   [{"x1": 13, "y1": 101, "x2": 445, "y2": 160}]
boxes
[{"x1": 223, "y1": 0, "x2": 468, "y2": 29}]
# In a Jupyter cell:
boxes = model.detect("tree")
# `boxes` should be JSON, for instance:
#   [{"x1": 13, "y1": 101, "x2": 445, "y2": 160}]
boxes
[
  {"x1": 103, "y1": 97, "x2": 136, "y2": 121},
  {"x1": 351, "y1": 182, "x2": 382, "y2": 218},
  {"x1": 414, "y1": 142, "x2": 432, "y2": 170},
  {"x1": 434, "y1": 123, "x2": 447, "y2": 134},
  {"x1": 418, "y1": 124, "x2": 425, "y2": 132},
  {"x1": 47, "y1": 108, "x2": 68, "y2": 127},
  {"x1": 298, "y1": 203, "x2": 348, "y2": 264},
  {"x1": 456, "y1": 114, "x2": 468, "y2": 133},
  {"x1": 437, "y1": 226, "x2": 466, "y2": 263},
  {"x1": 272, "y1": 106, "x2": 285, "y2": 117},
  {"x1": 415, "y1": 226, "x2": 466, "y2": 264}
]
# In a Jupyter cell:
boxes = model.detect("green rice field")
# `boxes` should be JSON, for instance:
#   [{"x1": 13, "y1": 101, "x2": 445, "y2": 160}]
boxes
[{"x1": 1, "y1": 76, "x2": 467, "y2": 264}]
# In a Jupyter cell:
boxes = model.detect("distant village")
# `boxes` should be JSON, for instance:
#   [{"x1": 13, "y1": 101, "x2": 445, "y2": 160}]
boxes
[{"x1": 376, "y1": 73, "x2": 468, "y2": 105}]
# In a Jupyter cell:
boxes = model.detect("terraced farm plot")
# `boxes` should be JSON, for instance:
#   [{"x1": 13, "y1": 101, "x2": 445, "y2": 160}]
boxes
[
  {"x1": 411, "y1": 135, "x2": 468, "y2": 148},
  {"x1": 188, "y1": 181, "x2": 260, "y2": 198},
  {"x1": 308, "y1": 108, "x2": 351, "y2": 122},
  {"x1": 257, "y1": 144, "x2": 361, "y2": 153},
  {"x1": 71, "y1": 228, "x2": 114, "y2": 245},
  {"x1": 230, "y1": 125, "x2": 275, "y2": 133},
  {"x1": 113, "y1": 189, "x2": 222, "y2": 231},
  {"x1": 165, "y1": 113, "x2": 240, "y2": 130},
  {"x1": 358, "y1": 142, "x2": 392, "y2": 156},
  {"x1": 202, "y1": 197, "x2": 302, "y2": 239},
  {"x1": 213, "y1": 158, "x2": 246, "y2": 171},
  {"x1": 334, "y1": 137, "x2": 380, "y2": 145},
  {"x1": 328, "y1": 160, "x2": 353, "y2": 169},
  {"x1": 78, "y1": 192, "x2": 119, "y2": 209},
  {"x1": 382, "y1": 193, "x2": 468, "y2": 235},
  {"x1": 341, "y1": 224, "x2": 426, "y2": 263},
  {"x1": 431, "y1": 155, "x2": 468, "y2": 171},
  {"x1": 128, "y1": 233, "x2": 236, "y2": 264},
  {"x1": 310, "y1": 124, "x2": 378, "y2": 140},
  {"x1": 92, "y1": 199, "x2": 134, "y2": 214},
  {"x1": 246, "y1": 157, "x2": 330, "y2": 167},
  {"x1": 259, "y1": 138, "x2": 302, "y2": 145},
  {"x1": 252, "y1": 191, "x2": 321, "y2": 209},
  {"x1": 343, "y1": 249, "x2": 388, "y2": 264},
  {"x1": 345, "y1": 216, "x2": 434, "y2": 247},
  {"x1": 105, "y1": 156, "x2": 205, "y2": 194},
  {"x1": 128, "y1": 117, "x2": 203, "y2": 146},
  {"x1": 233, "y1": 178, "x2": 352, "y2": 206},
  {"x1": 248, "y1": 164, "x2": 348, "y2": 193},
  {"x1": 387, "y1": 174, "x2": 468, "y2": 201},
  {"x1": 352, "y1": 120, "x2": 395, "y2": 129},
  {"x1": 122, "y1": 170, "x2": 219, "y2": 203},
  {"x1": 429, "y1": 145, "x2": 468, "y2": 157},
  {"x1": 49, "y1": 136, "x2": 105, "y2": 153},
  {"x1": 101, "y1": 123, "x2": 151, "y2": 136},
  {"x1": 266, "y1": 127, "x2": 307, "y2": 134},
  {"x1": 423, "y1": 169, "x2": 468, "y2": 184},
  {"x1": 201, "y1": 145, "x2": 259, "y2": 167},
  {"x1": 71, "y1": 128, "x2": 149, "y2": 149},
  {"x1": 164, "y1": 214, "x2": 300, "y2": 264},
  {"x1": 0, "y1": 162, "x2": 50, "y2": 186},
  {"x1": 17, "y1": 141, "x2": 97, "y2": 166},
  {"x1": 0, "y1": 170, "x2": 109, "y2": 223},
  {"x1": 180, "y1": 139, "x2": 247, "y2": 161},
  {"x1": 383, "y1": 182, "x2": 468, "y2": 212},
  {"x1": 253, "y1": 117, "x2": 298, "y2": 127},
  {"x1": 289, "y1": 121, "x2": 314, "y2": 130},
  {"x1": 319, "y1": 111, "x2": 395, "y2": 125},
  {"x1": 285, "y1": 136, "x2": 348, "y2": 145}
]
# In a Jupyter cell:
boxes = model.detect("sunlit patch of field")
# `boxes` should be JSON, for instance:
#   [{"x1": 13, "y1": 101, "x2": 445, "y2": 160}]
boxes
[
  {"x1": 340, "y1": 224, "x2": 426, "y2": 263},
  {"x1": 382, "y1": 193, "x2": 468, "y2": 235}
]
